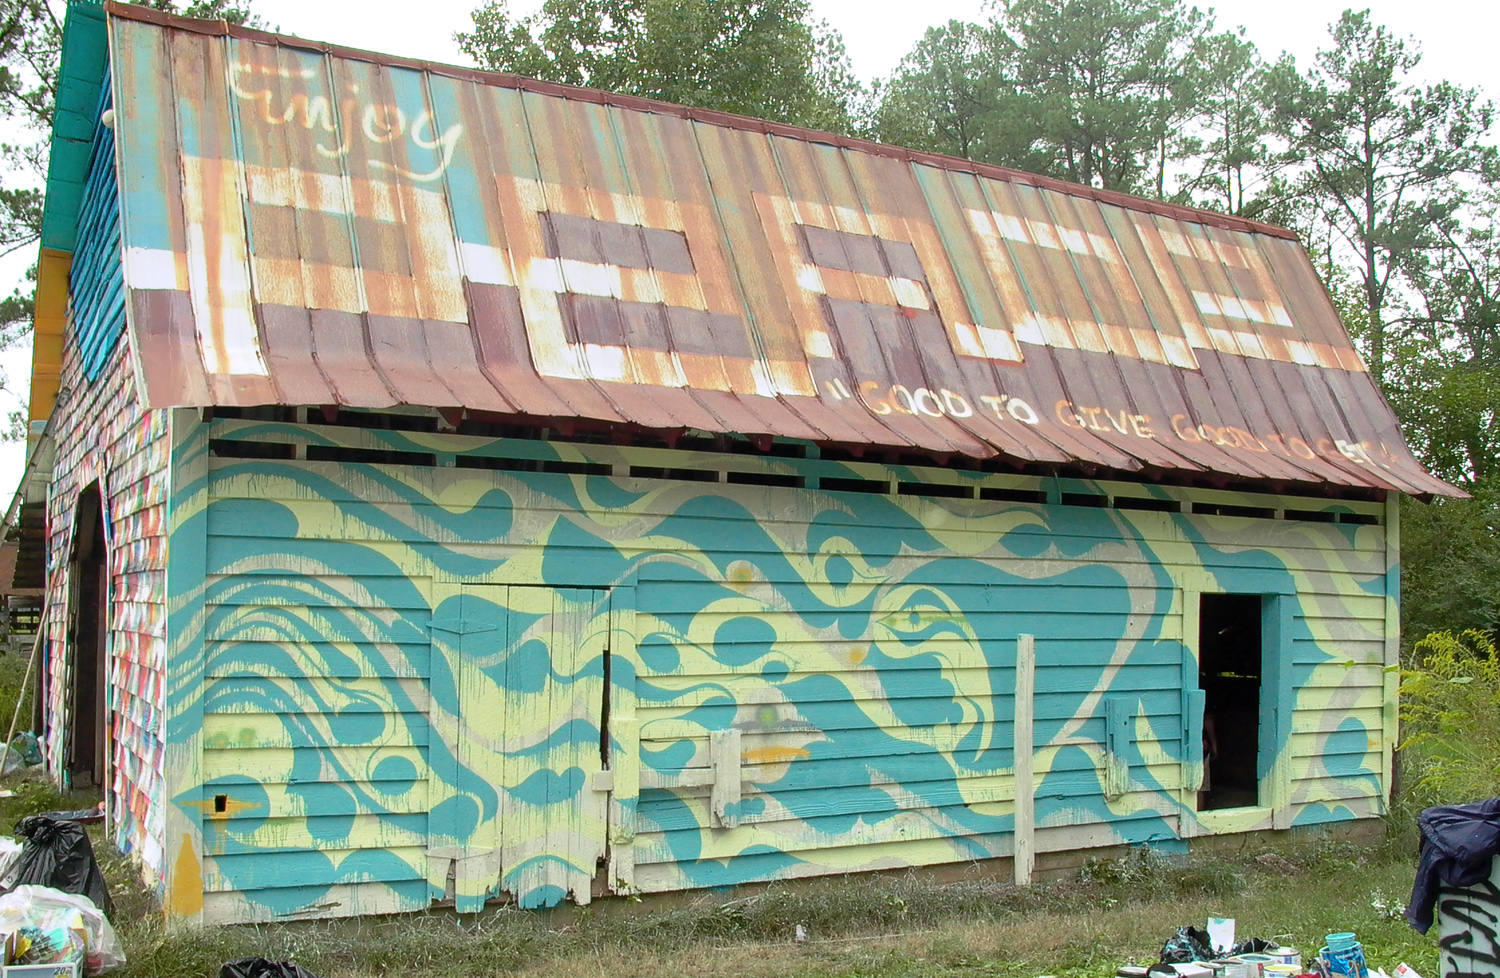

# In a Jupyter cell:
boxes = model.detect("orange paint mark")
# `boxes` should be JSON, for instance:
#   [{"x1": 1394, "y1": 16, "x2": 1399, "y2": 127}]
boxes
[
  {"x1": 849, "y1": 647, "x2": 866, "y2": 665},
  {"x1": 744, "y1": 745, "x2": 810, "y2": 765},
  {"x1": 169, "y1": 836, "x2": 203, "y2": 917}
]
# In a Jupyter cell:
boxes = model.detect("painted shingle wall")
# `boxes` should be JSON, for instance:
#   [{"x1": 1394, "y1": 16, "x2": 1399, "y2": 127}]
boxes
[
  {"x1": 42, "y1": 326, "x2": 172, "y2": 880},
  {"x1": 176, "y1": 417, "x2": 1394, "y2": 922}
]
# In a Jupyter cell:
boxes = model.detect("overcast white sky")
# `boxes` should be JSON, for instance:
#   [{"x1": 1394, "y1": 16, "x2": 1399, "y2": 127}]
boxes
[{"x1": 0, "y1": 0, "x2": 1495, "y2": 500}]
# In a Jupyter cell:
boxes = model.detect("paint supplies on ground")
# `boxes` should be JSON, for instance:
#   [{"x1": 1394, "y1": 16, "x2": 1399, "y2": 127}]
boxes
[
  {"x1": 3, "y1": 818, "x2": 111, "y2": 917},
  {"x1": 0, "y1": 885, "x2": 123, "y2": 975},
  {"x1": 1318, "y1": 931, "x2": 1367, "y2": 978},
  {"x1": 217, "y1": 959, "x2": 324, "y2": 978},
  {"x1": 1158, "y1": 921, "x2": 1276, "y2": 966}
]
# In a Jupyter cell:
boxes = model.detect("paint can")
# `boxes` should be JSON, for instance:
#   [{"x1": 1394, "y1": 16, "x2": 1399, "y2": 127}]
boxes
[
  {"x1": 1218, "y1": 959, "x2": 1253, "y2": 978},
  {"x1": 1269, "y1": 948, "x2": 1302, "y2": 970},
  {"x1": 1262, "y1": 966, "x2": 1300, "y2": 978},
  {"x1": 1319, "y1": 932, "x2": 1368, "y2": 978},
  {"x1": 1239, "y1": 953, "x2": 1276, "y2": 975}
]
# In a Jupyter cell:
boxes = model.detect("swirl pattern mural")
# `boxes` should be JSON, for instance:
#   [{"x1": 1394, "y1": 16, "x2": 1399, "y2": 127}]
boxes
[{"x1": 156, "y1": 415, "x2": 1396, "y2": 923}]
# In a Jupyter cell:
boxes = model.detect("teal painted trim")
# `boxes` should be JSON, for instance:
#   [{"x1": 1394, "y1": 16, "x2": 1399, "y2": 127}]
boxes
[
  {"x1": 1258, "y1": 594, "x2": 1293, "y2": 783},
  {"x1": 70, "y1": 83, "x2": 124, "y2": 380},
  {"x1": 164, "y1": 409, "x2": 212, "y2": 922},
  {"x1": 40, "y1": 1, "x2": 108, "y2": 253}
]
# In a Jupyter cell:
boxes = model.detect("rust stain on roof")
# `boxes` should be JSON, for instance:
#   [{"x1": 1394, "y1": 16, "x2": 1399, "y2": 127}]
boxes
[{"x1": 103, "y1": 2, "x2": 1454, "y2": 495}]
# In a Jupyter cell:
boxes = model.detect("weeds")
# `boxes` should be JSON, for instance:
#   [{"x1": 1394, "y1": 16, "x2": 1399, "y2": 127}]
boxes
[
  {"x1": 1399, "y1": 628, "x2": 1500, "y2": 808},
  {"x1": 92, "y1": 836, "x2": 1434, "y2": 978}
]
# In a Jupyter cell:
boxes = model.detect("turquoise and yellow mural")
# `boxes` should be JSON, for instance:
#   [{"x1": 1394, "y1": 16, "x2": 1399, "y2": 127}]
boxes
[{"x1": 154, "y1": 415, "x2": 1397, "y2": 923}]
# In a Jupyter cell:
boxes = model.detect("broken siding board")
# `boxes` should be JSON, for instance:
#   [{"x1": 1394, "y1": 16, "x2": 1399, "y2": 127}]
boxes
[{"x1": 201, "y1": 881, "x2": 430, "y2": 925}]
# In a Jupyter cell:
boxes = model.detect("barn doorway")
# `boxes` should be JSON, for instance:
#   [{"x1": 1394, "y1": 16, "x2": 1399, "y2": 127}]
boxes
[
  {"x1": 1198, "y1": 594, "x2": 1263, "y2": 810},
  {"x1": 429, "y1": 584, "x2": 614, "y2": 911},
  {"x1": 65, "y1": 485, "x2": 108, "y2": 790}
]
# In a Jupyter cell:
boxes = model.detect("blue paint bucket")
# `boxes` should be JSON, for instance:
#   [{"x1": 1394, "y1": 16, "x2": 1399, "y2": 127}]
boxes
[{"x1": 1319, "y1": 933, "x2": 1367, "y2": 978}]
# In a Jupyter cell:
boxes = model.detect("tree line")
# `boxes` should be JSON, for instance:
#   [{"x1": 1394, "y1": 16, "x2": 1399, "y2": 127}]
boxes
[{"x1": 0, "y1": 0, "x2": 1493, "y2": 640}]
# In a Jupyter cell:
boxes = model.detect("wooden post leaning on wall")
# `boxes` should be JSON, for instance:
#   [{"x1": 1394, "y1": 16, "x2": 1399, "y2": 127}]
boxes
[{"x1": 1014, "y1": 633, "x2": 1036, "y2": 886}]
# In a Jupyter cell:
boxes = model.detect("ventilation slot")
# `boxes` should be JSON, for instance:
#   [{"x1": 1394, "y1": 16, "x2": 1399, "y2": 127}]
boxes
[
  {"x1": 1194, "y1": 502, "x2": 1275, "y2": 519},
  {"x1": 208, "y1": 405, "x2": 299, "y2": 423},
  {"x1": 730, "y1": 440, "x2": 807, "y2": 458},
  {"x1": 726, "y1": 471, "x2": 805, "y2": 489},
  {"x1": 629, "y1": 466, "x2": 719, "y2": 483},
  {"x1": 315, "y1": 410, "x2": 437, "y2": 432},
  {"x1": 898, "y1": 482, "x2": 974, "y2": 499},
  {"x1": 1337, "y1": 511, "x2": 1380, "y2": 525},
  {"x1": 1061, "y1": 492, "x2": 1109, "y2": 508},
  {"x1": 457, "y1": 456, "x2": 612, "y2": 476},
  {"x1": 305, "y1": 446, "x2": 437, "y2": 467},
  {"x1": 980, "y1": 487, "x2": 1048, "y2": 504},
  {"x1": 1284, "y1": 508, "x2": 1336, "y2": 523},
  {"x1": 210, "y1": 439, "x2": 296, "y2": 460},
  {"x1": 818, "y1": 477, "x2": 888, "y2": 494},
  {"x1": 1113, "y1": 496, "x2": 1181, "y2": 513}
]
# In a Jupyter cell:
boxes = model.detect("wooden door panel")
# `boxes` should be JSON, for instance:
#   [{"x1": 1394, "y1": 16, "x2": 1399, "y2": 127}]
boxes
[{"x1": 431, "y1": 585, "x2": 610, "y2": 911}]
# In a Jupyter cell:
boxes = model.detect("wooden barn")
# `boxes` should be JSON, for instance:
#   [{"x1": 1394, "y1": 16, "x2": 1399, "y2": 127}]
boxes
[{"x1": 13, "y1": 0, "x2": 1457, "y2": 925}]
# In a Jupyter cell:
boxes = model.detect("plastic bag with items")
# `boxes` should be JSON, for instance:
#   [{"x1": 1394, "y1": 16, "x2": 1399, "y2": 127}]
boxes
[
  {"x1": 0, "y1": 884, "x2": 126, "y2": 974},
  {"x1": 7, "y1": 814, "x2": 113, "y2": 916}
]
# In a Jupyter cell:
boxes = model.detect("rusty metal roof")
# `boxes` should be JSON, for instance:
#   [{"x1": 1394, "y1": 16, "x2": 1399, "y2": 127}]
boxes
[{"x1": 99, "y1": 2, "x2": 1455, "y2": 495}]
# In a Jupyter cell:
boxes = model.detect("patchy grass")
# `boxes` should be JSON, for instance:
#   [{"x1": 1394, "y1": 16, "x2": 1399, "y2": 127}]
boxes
[
  {"x1": 0, "y1": 702, "x2": 1439, "y2": 977},
  {"x1": 94, "y1": 837, "x2": 1437, "y2": 978}
]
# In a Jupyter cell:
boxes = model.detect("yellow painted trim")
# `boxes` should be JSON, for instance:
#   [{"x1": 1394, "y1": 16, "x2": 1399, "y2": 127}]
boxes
[{"x1": 28, "y1": 248, "x2": 72, "y2": 423}]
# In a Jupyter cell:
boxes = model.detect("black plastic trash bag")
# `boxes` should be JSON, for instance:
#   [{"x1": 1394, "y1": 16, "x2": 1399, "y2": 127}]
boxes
[
  {"x1": 10, "y1": 815, "x2": 113, "y2": 917},
  {"x1": 1159, "y1": 926, "x2": 1216, "y2": 963},
  {"x1": 39, "y1": 809, "x2": 105, "y2": 825},
  {"x1": 218, "y1": 959, "x2": 324, "y2": 978}
]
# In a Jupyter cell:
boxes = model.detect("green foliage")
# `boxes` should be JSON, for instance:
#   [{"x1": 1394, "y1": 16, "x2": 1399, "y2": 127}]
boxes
[
  {"x1": 1387, "y1": 192, "x2": 1500, "y2": 486},
  {"x1": 1268, "y1": 10, "x2": 1498, "y2": 383},
  {"x1": 456, "y1": 0, "x2": 862, "y2": 134},
  {"x1": 869, "y1": 21, "x2": 1013, "y2": 162},
  {"x1": 1399, "y1": 629, "x2": 1500, "y2": 807},
  {"x1": 996, "y1": 0, "x2": 1209, "y2": 195},
  {"x1": 1400, "y1": 482, "x2": 1500, "y2": 643},
  {"x1": 872, "y1": 0, "x2": 1215, "y2": 196},
  {"x1": 1173, "y1": 28, "x2": 1276, "y2": 215}
]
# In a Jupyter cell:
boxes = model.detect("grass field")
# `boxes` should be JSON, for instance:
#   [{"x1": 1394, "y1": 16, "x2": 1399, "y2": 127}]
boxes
[
  {"x1": 0, "y1": 768, "x2": 1438, "y2": 978},
  {"x1": 101, "y1": 839, "x2": 1435, "y2": 978}
]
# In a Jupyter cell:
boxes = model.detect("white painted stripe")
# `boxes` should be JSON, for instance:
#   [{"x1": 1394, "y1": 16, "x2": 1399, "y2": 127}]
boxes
[
  {"x1": 459, "y1": 242, "x2": 513, "y2": 286},
  {"x1": 978, "y1": 325, "x2": 1022, "y2": 362},
  {"x1": 581, "y1": 343, "x2": 627, "y2": 380},
  {"x1": 796, "y1": 264, "x2": 826, "y2": 294},
  {"x1": 125, "y1": 247, "x2": 182, "y2": 290},
  {"x1": 890, "y1": 277, "x2": 929, "y2": 310},
  {"x1": 558, "y1": 259, "x2": 623, "y2": 298}
]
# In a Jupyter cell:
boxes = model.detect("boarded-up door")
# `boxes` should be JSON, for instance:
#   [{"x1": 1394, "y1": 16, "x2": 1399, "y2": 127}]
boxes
[{"x1": 429, "y1": 585, "x2": 610, "y2": 910}]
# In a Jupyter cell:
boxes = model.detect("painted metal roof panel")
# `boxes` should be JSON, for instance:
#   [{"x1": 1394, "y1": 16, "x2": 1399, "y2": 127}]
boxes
[{"x1": 100, "y1": 3, "x2": 1455, "y2": 495}]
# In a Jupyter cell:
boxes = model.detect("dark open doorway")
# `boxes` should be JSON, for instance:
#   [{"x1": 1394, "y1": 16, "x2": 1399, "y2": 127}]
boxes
[
  {"x1": 65, "y1": 485, "x2": 108, "y2": 790},
  {"x1": 1198, "y1": 594, "x2": 1263, "y2": 810}
]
